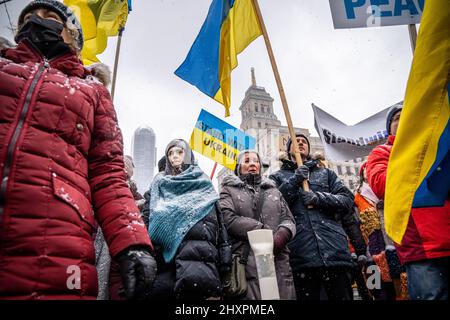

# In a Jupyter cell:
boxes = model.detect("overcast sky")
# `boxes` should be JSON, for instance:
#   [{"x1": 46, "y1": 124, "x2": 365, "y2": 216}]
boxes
[{"x1": 0, "y1": 0, "x2": 415, "y2": 177}]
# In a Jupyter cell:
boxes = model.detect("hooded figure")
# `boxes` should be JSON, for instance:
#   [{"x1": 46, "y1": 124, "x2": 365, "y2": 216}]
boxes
[
  {"x1": 269, "y1": 134, "x2": 357, "y2": 300},
  {"x1": 143, "y1": 139, "x2": 231, "y2": 299},
  {"x1": 0, "y1": 0, "x2": 156, "y2": 300},
  {"x1": 220, "y1": 150, "x2": 297, "y2": 300}
]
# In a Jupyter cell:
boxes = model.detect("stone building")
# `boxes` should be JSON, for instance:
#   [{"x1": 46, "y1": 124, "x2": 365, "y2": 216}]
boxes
[{"x1": 217, "y1": 68, "x2": 364, "y2": 193}]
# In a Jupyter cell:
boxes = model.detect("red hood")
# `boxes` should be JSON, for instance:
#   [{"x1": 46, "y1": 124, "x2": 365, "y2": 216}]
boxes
[{"x1": 1, "y1": 40, "x2": 89, "y2": 79}]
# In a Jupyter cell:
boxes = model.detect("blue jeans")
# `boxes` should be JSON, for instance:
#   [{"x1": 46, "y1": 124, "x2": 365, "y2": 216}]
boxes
[{"x1": 406, "y1": 257, "x2": 449, "y2": 300}]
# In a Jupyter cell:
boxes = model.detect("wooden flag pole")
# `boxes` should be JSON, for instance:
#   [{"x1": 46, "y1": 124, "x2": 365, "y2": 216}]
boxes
[
  {"x1": 252, "y1": 0, "x2": 310, "y2": 193},
  {"x1": 210, "y1": 162, "x2": 218, "y2": 180},
  {"x1": 408, "y1": 24, "x2": 417, "y2": 54},
  {"x1": 111, "y1": 27, "x2": 124, "y2": 102}
]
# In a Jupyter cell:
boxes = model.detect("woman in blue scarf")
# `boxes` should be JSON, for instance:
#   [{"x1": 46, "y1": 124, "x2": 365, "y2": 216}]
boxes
[{"x1": 143, "y1": 139, "x2": 231, "y2": 299}]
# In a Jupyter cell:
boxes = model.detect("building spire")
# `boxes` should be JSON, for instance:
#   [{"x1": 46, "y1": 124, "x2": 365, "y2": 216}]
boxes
[{"x1": 251, "y1": 67, "x2": 256, "y2": 86}]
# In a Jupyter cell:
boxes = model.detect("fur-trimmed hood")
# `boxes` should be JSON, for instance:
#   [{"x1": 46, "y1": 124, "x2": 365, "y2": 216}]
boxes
[
  {"x1": 221, "y1": 174, "x2": 276, "y2": 189},
  {"x1": 85, "y1": 62, "x2": 111, "y2": 87}
]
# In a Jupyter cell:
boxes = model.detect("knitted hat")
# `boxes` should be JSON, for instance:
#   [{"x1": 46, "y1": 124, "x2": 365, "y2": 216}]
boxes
[
  {"x1": 286, "y1": 133, "x2": 310, "y2": 160},
  {"x1": 18, "y1": 0, "x2": 83, "y2": 50},
  {"x1": 386, "y1": 103, "x2": 403, "y2": 135}
]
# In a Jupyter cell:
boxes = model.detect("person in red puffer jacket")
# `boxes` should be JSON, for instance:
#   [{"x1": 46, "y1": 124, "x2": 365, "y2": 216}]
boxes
[
  {"x1": 366, "y1": 103, "x2": 450, "y2": 300},
  {"x1": 0, "y1": 0, "x2": 156, "y2": 300}
]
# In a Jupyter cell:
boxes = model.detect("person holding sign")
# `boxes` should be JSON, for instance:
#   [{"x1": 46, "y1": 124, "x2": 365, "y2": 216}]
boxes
[
  {"x1": 143, "y1": 139, "x2": 231, "y2": 299},
  {"x1": 220, "y1": 150, "x2": 296, "y2": 300},
  {"x1": 269, "y1": 134, "x2": 356, "y2": 300}
]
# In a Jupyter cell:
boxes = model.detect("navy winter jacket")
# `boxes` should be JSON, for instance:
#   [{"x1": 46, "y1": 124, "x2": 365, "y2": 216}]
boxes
[{"x1": 269, "y1": 159, "x2": 355, "y2": 271}]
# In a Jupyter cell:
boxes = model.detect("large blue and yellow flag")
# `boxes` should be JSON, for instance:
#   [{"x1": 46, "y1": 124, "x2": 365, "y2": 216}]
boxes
[
  {"x1": 175, "y1": 0, "x2": 262, "y2": 117},
  {"x1": 64, "y1": 0, "x2": 131, "y2": 65},
  {"x1": 385, "y1": 0, "x2": 450, "y2": 244}
]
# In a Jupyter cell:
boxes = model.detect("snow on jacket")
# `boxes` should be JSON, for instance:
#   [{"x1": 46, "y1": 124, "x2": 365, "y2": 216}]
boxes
[
  {"x1": 269, "y1": 155, "x2": 355, "y2": 271},
  {"x1": 219, "y1": 174, "x2": 296, "y2": 300},
  {"x1": 366, "y1": 135, "x2": 450, "y2": 265},
  {"x1": 0, "y1": 40, "x2": 152, "y2": 299}
]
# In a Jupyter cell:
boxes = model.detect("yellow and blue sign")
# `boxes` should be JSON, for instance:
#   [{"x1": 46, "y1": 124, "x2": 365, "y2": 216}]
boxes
[{"x1": 190, "y1": 109, "x2": 256, "y2": 170}]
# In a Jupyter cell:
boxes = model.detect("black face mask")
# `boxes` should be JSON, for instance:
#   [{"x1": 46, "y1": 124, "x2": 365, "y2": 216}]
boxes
[{"x1": 15, "y1": 13, "x2": 70, "y2": 59}]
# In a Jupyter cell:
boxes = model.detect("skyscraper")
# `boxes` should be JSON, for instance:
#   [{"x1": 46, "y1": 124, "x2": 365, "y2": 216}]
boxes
[{"x1": 132, "y1": 126, "x2": 156, "y2": 194}]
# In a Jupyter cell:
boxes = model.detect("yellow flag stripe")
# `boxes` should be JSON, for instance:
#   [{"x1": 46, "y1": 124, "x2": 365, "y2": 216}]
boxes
[
  {"x1": 213, "y1": 0, "x2": 262, "y2": 116},
  {"x1": 385, "y1": 0, "x2": 450, "y2": 244},
  {"x1": 190, "y1": 127, "x2": 240, "y2": 171},
  {"x1": 64, "y1": 0, "x2": 129, "y2": 66}
]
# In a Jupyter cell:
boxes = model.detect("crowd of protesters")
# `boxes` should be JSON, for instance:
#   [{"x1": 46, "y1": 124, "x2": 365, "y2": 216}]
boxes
[{"x1": 0, "y1": 0, "x2": 448, "y2": 301}]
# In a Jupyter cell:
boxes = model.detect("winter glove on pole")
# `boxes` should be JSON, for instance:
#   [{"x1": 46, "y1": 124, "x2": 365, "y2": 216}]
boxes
[
  {"x1": 293, "y1": 165, "x2": 310, "y2": 185},
  {"x1": 299, "y1": 189, "x2": 319, "y2": 206},
  {"x1": 273, "y1": 227, "x2": 291, "y2": 255},
  {"x1": 117, "y1": 246, "x2": 157, "y2": 300}
]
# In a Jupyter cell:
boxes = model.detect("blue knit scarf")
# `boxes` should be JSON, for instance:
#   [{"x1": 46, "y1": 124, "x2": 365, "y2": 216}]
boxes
[{"x1": 147, "y1": 164, "x2": 219, "y2": 263}]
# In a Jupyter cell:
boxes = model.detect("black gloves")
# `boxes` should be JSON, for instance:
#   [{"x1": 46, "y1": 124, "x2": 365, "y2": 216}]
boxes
[
  {"x1": 351, "y1": 253, "x2": 368, "y2": 268},
  {"x1": 299, "y1": 189, "x2": 319, "y2": 206},
  {"x1": 357, "y1": 255, "x2": 368, "y2": 267},
  {"x1": 293, "y1": 165, "x2": 310, "y2": 184},
  {"x1": 116, "y1": 246, "x2": 157, "y2": 300},
  {"x1": 273, "y1": 227, "x2": 291, "y2": 255}
]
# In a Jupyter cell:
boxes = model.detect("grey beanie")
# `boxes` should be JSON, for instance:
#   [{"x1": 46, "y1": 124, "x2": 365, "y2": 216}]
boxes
[{"x1": 386, "y1": 103, "x2": 403, "y2": 135}]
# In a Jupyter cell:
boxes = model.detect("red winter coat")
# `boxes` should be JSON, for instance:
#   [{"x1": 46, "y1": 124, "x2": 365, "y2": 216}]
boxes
[
  {"x1": 0, "y1": 41, "x2": 152, "y2": 299},
  {"x1": 366, "y1": 135, "x2": 450, "y2": 265}
]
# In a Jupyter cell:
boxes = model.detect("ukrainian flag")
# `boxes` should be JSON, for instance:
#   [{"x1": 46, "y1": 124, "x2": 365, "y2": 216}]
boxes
[
  {"x1": 175, "y1": 0, "x2": 262, "y2": 117},
  {"x1": 385, "y1": 0, "x2": 450, "y2": 244},
  {"x1": 64, "y1": 0, "x2": 131, "y2": 66}
]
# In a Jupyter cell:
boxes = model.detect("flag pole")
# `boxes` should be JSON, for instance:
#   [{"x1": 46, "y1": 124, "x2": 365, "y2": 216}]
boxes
[
  {"x1": 210, "y1": 162, "x2": 218, "y2": 180},
  {"x1": 408, "y1": 24, "x2": 417, "y2": 54},
  {"x1": 251, "y1": 0, "x2": 310, "y2": 193},
  {"x1": 111, "y1": 27, "x2": 124, "y2": 102}
]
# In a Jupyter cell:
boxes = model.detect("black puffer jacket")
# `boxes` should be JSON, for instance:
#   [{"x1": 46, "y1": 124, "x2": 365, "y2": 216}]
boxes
[
  {"x1": 143, "y1": 194, "x2": 231, "y2": 299},
  {"x1": 269, "y1": 157, "x2": 355, "y2": 271}
]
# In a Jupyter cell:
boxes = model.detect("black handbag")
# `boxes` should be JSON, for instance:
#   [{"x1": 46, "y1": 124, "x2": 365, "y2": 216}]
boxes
[{"x1": 221, "y1": 244, "x2": 250, "y2": 298}]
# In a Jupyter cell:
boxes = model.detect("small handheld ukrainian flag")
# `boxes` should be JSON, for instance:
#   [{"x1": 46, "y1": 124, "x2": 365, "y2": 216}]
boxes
[
  {"x1": 175, "y1": 0, "x2": 262, "y2": 117},
  {"x1": 64, "y1": 0, "x2": 132, "y2": 66}
]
